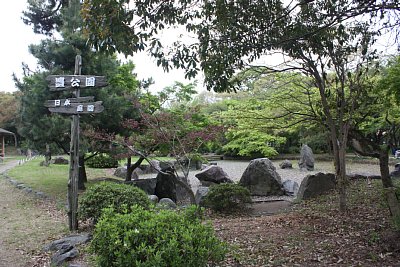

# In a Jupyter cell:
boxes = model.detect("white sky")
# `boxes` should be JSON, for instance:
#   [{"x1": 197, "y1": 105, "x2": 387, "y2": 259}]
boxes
[{"x1": 0, "y1": 0, "x2": 197, "y2": 94}]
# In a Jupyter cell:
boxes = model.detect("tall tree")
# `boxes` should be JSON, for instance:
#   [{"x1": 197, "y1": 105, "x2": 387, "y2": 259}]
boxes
[
  {"x1": 82, "y1": 0, "x2": 400, "y2": 211},
  {"x1": 19, "y1": 0, "x2": 141, "y2": 189}
]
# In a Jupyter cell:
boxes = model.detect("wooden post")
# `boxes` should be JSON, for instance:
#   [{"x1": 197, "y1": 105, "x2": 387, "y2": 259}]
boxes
[
  {"x1": 46, "y1": 55, "x2": 105, "y2": 231},
  {"x1": 68, "y1": 55, "x2": 82, "y2": 231},
  {"x1": 1, "y1": 135, "x2": 4, "y2": 158}
]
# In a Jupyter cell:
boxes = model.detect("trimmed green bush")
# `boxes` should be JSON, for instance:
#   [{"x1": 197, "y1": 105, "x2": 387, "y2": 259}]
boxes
[
  {"x1": 78, "y1": 182, "x2": 151, "y2": 222},
  {"x1": 86, "y1": 153, "x2": 119, "y2": 168},
  {"x1": 204, "y1": 183, "x2": 252, "y2": 212},
  {"x1": 90, "y1": 205, "x2": 227, "y2": 267}
]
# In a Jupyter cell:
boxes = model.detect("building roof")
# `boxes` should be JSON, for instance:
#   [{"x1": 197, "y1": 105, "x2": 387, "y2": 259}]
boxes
[{"x1": 0, "y1": 128, "x2": 15, "y2": 135}]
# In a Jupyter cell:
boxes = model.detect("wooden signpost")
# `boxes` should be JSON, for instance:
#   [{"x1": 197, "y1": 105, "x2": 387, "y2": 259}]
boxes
[{"x1": 46, "y1": 55, "x2": 106, "y2": 231}]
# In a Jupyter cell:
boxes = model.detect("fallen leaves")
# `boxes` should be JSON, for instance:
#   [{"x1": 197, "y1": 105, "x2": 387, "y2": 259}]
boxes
[{"x1": 211, "y1": 179, "x2": 400, "y2": 266}]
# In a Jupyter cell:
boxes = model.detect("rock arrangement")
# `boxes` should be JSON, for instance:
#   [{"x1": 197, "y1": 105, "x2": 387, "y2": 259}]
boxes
[
  {"x1": 298, "y1": 144, "x2": 315, "y2": 171},
  {"x1": 297, "y1": 172, "x2": 336, "y2": 200},
  {"x1": 239, "y1": 158, "x2": 284, "y2": 196},
  {"x1": 3, "y1": 175, "x2": 48, "y2": 199},
  {"x1": 195, "y1": 165, "x2": 233, "y2": 186},
  {"x1": 279, "y1": 159, "x2": 293, "y2": 169}
]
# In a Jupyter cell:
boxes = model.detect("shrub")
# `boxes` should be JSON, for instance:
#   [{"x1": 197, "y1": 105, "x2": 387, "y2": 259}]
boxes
[
  {"x1": 78, "y1": 182, "x2": 151, "y2": 222},
  {"x1": 90, "y1": 205, "x2": 227, "y2": 267},
  {"x1": 86, "y1": 153, "x2": 119, "y2": 168},
  {"x1": 204, "y1": 183, "x2": 252, "y2": 212}
]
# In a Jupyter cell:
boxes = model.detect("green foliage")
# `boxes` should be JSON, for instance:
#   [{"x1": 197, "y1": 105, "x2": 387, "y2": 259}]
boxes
[
  {"x1": 223, "y1": 128, "x2": 284, "y2": 157},
  {"x1": 90, "y1": 205, "x2": 227, "y2": 267},
  {"x1": 78, "y1": 182, "x2": 150, "y2": 222},
  {"x1": 85, "y1": 153, "x2": 119, "y2": 168},
  {"x1": 204, "y1": 183, "x2": 252, "y2": 213}
]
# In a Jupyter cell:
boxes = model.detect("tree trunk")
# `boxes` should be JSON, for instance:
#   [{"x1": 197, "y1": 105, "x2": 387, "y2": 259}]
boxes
[
  {"x1": 78, "y1": 155, "x2": 87, "y2": 190},
  {"x1": 379, "y1": 147, "x2": 400, "y2": 218},
  {"x1": 337, "y1": 143, "x2": 348, "y2": 212},
  {"x1": 126, "y1": 156, "x2": 145, "y2": 182}
]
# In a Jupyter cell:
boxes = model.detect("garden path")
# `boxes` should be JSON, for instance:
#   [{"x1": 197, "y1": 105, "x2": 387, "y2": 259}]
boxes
[{"x1": 0, "y1": 159, "x2": 66, "y2": 267}]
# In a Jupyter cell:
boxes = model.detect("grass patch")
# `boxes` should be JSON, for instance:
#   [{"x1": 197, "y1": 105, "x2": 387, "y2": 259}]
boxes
[
  {"x1": 7, "y1": 157, "x2": 69, "y2": 201},
  {"x1": 6, "y1": 157, "x2": 116, "y2": 204}
]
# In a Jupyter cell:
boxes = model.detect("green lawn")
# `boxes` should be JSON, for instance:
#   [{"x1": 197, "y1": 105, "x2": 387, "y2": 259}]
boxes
[{"x1": 6, "y1": 157, "x2": 117, "y2": 204}]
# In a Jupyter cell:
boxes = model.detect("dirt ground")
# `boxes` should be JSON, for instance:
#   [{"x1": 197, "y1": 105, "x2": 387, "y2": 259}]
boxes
[
  {"x1": 0, "y1": 161, "x2": 66, "y2": 267},
  {"x1": 1, "y1": 159, "x2": 400, "y2": 266},
  {"x1": 210, "y1": 179, "x2": 400, "y2": 266}
]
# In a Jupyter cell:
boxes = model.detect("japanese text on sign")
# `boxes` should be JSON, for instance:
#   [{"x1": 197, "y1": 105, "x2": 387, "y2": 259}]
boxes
[{"x1": 54, "y1": 76, "x2": 96, "y2": 88}]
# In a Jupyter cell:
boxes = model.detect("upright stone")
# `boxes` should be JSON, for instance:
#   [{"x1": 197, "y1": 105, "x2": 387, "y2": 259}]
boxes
[
  {"x1": 298, "y1": 144, "x2": 315, "y2": 171},
  {"x1": 155, "y1": 167, "x2": 177, "y2": 202},
  {"x1": 239, "y1": 158, "x2": 284, "y2": 196}
]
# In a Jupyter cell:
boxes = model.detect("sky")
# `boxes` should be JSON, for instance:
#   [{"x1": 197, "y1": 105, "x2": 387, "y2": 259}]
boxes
[{"x1": 0, "y1": 0, "x2": 197, "y2": 94}]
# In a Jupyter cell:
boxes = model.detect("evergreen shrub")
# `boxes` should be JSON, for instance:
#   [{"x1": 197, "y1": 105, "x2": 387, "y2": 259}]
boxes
[
  {"x1": 79, "y1": 182, "x2": 150, "y2": 222},
  {"x1": 204, "y1": 183, "x2": 252, "y2": 212},
  {"x1": 90, "y1": 205, "x2": 227, "y2": 267},
  {"x1": 86, "y1": 153, "x2": 119, "y2": 168}
]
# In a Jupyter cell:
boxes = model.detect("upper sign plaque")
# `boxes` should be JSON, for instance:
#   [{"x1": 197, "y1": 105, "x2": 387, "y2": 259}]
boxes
[{"x1": 47, "y1": 75, "x2": 108, "y2": 91}]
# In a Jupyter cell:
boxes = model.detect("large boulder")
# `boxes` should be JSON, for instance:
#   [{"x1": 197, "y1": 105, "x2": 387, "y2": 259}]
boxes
[
  {"x1": 297, "y1": 172, "x2": 336, "y2": 200},
  {"x1": 113, "y1": 166, "x2": 139, "y2": 180},
  {"x1": 195, "y1": 165, "x2": 233, "y2": 186},
  {"x1": 239, "y1": 158, "x2": 284, "y2": 196},
  {"x1": 125, "y1": 178, "x2": 157, "y2": 195},
  {"x1": 298, "y1": 144, "x2": 315, "y2": 171},
  {"x1": 155, "y1": 168, "x2": 177, "y2": 203}
]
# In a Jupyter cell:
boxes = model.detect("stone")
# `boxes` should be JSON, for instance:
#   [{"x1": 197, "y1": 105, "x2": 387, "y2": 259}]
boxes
[
  {"x1": 23, "y1": 187, "x2": 33, "y2": 193},
  {"x1": 157, "y1": 198, "x2": 177, "y2": 209},
  {"x1": 51, "y1": 244, "x2": 78, "y2": 266},
  {"x1": 52, "y1": 157, "x2": 69, "y2": 165},
  {"x1": 195, "y1": 165, "x2": 233, "y2": 186},
  {"x1": 195, "y1": 186, "x2": 209, "y2": 206},
  {"x1": 148, "y1": 195, "x2": 159, "y2": 204},
  {"x1": 114, "y1": 167, "x2": 139, "y2": 180},
  {"x1": 239, "y1": 158, "x2": 284, "y2": 196},
  {"x1": 126, "y1": 178, "x2": 157, "y2": 195},
  {"x1": 44, "y1": 233, "x2": 91, "y2": 252},
  {"x1": 138, "y1": 160, "x2": 162, "y2": 174},
  {"x1": 298, "y1": 144, "x2": 315, "y2": 171},
  {"x1": 155, "y1": 169, "x2": 177, "y2": 202},
  {"x1": 175, "y1": 176, "x2": 193, "y2": 204},
  {"x1": 283, "y1": 180, "x2": 299, "y2": 196},
  {"x1": 297, "y1": 172, "x2": 336, "y2": 200},
  {"x1": 35, "y1": 191, "x2": 46, "y2": 198},
  {"x1": 279, "y1": 159, "x2": 293, "y2": 169}
]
